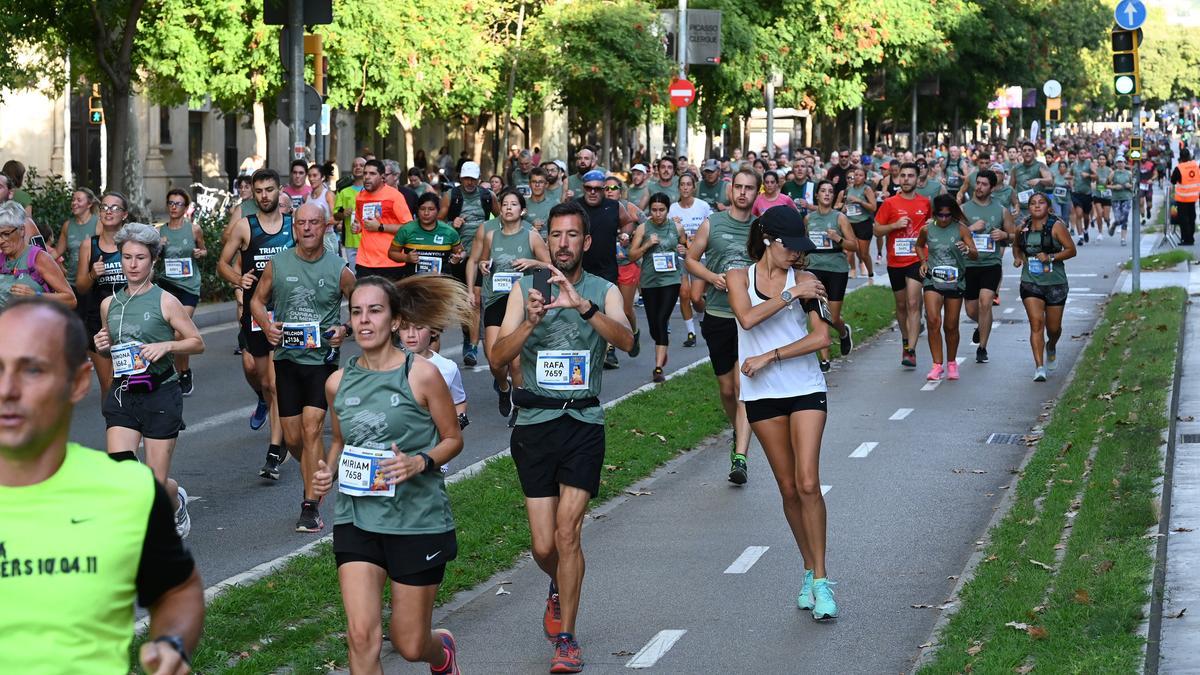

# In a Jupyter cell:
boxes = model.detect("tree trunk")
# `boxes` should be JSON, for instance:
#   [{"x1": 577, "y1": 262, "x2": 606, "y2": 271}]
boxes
[
  {"x1": 601, "y1": 103, "x2": 612, "y2": 171},
  {"x1": 472, "y1": 114, "x2": 488, "y2": 165},
  {"x1": 396, "y1": 110, "x2": 415, "y2": 170},
  {"x1": 704, "y1": 120, "x2": 714, "y2": 160},
  {"x1": 329, "y1": 108, "x2": 340, "y2": 164},
  {"x1": 253, "y1": 101, "x2": 268, "y2": 158},
  {"x1": 102, "y1": 87, "x2": 147, "y2": 220},
  {"x1": 741, "y1": 114, "x2": 750, "y2": 154}
]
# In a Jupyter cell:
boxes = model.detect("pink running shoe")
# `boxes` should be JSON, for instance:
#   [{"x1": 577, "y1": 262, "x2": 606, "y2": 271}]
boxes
[
  {"x1": 926, "y1": 363, "x2": 944, "y2": 381},
  {"x1": 947, "y1": 361, "x2": 960, "y2": 380}
]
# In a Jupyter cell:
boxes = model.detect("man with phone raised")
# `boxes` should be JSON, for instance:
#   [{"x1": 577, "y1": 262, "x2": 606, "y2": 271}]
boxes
[{"x1": 492, "y1": 200, "x2": 634, "y2": 674}]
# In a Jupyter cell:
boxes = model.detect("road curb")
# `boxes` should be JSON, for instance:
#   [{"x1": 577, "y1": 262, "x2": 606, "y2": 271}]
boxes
[{"x1": 191, "y1": 299, "x2": 238, "y2": 330}]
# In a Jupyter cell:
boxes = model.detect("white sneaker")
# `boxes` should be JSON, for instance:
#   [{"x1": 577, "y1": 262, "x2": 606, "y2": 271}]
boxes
[
  {"x1": 175, "y1": 485, "x2": 191, "y2": 539},
  {"x1": 1033, "y1": 367, "x2": 1047, "y2": 382}
]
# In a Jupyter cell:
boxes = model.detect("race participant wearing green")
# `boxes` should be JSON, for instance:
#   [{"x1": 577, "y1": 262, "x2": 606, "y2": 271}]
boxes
[
  {"x1": 804, "y1": 207, "x2": 851, "y2": 301},
  {"x1": 1018, "y1": 215, "x2": 1069, "y2": 302},
  {"x1": 482, "y1": 223, "x2": 536, "y2": 328},
  {"x1": 391, "y1": 219, "x2": 461, "y2": 277},
  {"x1": 60, "y1": 212, "x2": 98, "y2": 290},
  {"x1": 921, "y1": 214, "x2": 970, "y2": 296},
  {"x1": 158, "y1": 219, "x2": 202, "y2": 307}
]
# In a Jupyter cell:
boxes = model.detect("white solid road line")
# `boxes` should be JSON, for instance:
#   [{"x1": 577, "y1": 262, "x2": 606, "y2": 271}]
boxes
[
  {"x1": 889, "y1": 408, "x2": 914, "y2": 420},
  {"x1": 821, "y1": 484, "x2": 831, "y2": 495},
  {"x1": 626, "y1": 630, "x2": 688, "y2": 669},
  {"x1": 723, "y1": 546, "x2": 770, "y2": 574},
  {"x1": 849, "y1": 442, "x2": 879, "y2": 458},
  {"x1": 1004, "y1": 307, "x2": 1016, "y2": 314},
  {"x1": 184, "y1": 404, "x2": 257, "y2": 434}
]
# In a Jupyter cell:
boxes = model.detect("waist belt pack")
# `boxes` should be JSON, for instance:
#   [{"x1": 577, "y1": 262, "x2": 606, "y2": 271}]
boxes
[
  {"x1": 115, "y1": 368, "x2": 175, "y2": 394},
  {"x1": 511, "y1": 387, "x2": 600, "y2": 410}
]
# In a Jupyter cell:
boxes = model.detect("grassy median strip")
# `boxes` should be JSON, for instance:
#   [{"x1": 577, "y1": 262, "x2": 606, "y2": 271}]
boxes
[
  {"x1": 1121, "y1": 249, "x2": 1193, "y2": 271},
  {"x1": 921, "y1": 288, "x2": 1185, "y2": 673},
  {"x1": 137, "y1": 283, "x2": 897, "y2": 672}
]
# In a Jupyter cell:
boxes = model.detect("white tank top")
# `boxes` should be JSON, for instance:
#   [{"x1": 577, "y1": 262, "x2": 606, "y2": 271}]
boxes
[{"x1": 737, "y1": 264, "x2": 827, "y2": 402}]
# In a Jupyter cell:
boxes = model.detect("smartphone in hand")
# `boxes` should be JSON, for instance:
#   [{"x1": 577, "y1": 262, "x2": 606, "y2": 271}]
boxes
[{"x1": 532, "y1": 267, "x2": 552, "y2": 301}]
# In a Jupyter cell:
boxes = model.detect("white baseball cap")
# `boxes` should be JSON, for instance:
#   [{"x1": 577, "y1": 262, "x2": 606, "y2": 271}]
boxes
[
  {"x1": 553, "y1": 159, "x2": 568, "y2": 173},
  {"x1": 460, "y1": 161, "x2": 481, "y2": 179},
  {"x1": 631, "y1": 163, "x2": 648, "y2": 174}
]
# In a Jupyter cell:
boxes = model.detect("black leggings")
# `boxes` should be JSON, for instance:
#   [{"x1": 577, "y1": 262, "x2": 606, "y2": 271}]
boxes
[{"x1": 641, "y1": 284, "x2": 680, "y2": 346}]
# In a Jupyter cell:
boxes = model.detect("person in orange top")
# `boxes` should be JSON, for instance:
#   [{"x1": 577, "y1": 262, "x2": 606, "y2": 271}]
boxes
[
  {"x1": 873, "y1": 162, "x2": 932, "y2": 369},
  {"x1": 354, "y1": 159, "x2": 412, "y2": 280}
]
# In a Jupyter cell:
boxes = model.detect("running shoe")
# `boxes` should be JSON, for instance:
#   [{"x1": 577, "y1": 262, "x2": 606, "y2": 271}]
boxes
[
  {"x1": 250, "y1": 397, "x2": 269, "y2": 430},
  {"x1": 976, "y1": 347, "x2": 988, "y2": 363},
  {"x1": 550, "y1": 633, "x2": 583, "y2": 674},
  {"x1": 946, "y1": 361, "x2": 960, "y2": 380},
  {"x1": 683, "y1": 331, "x2": 697, "y2": 348},
  {"x1": 901, "y1": 348, "x2": 917, "y2": 368},
  {"x1": 431, "y1": 629, "x2": 460, "y2": 675},
  {"x1": 174, "y1": 485, "x2": 191, "y2": 539},
  {"x1": 875, "y1": 253, "x2": 883, "y2": 264},
  {"x1": 1121, "y1": 238, "x2": 1128, "y2": 246},
  {"x1": 926, "y1": 363, "x2": 944, "y2": 381},
  {"x1": 634, "y1": 296, "x2": 644, "y2": 308},
  {"x1": 1096, "y1": 231, "x2": 1105, "y2": 241},
  {"x1": 652, "y1": 367, "x2": 665, "y2": 383},
  {"x1": 1076, "y1": 236, "x2": 1085, "y2": 246},
  {"x1": 797, "y1": 569, "x2": 815, "y2": 611},
  {"x1": 234, "y1": 345, "x2": 243, "y2": 355},
  {"x1": 971, "y1": 327, "x2": 980, "y2": 344},
  {"x1": 604, "y1": 346, "x2": 619, "y2": 370},
  {"x1": 295, "y1": 499, "x2": 323, "y2": 533},
  {"x1": 1084, "y1": 230, "x2": 1090, "y2": 243},
  {"x1": 993, "y1": 294, "x2": 1001, "y2": 306},
  {"x1": 1046, "y1": 347, "x2": 1058, "y2": 371},
  {"x1": 629, "y1": 328, "x2": 641, "y2": 358},
  {"x1": 179, "y1": 370, "x2": 194, "y2": 397},
  {"x1": 260, "y1": 446, "x2": 285, "y2": 480},
  {"x1": 811, "y1": 578, "x2": 838, "y2": 621},
  {"x1": 1033, "y1": 367, "x2": 1048, "y2": 382},
  {"x1": 1108, "y1": 221, "x2": 1118, "y2": 236},
  {"x1": 728, "y1": 452, "x2": 748, "y2": 485},
  {"x1": 463, "y1": 344, "x2": 478, "y2": 367},
  {"x1": 839, "y1": 324, "x2": 853, "y2": 356},
  {"x1": 496, "y1": 381, "x2": 512, "y2": 417},
  {"x1": 543, "y1": 588, "x2": 563, "y2": 641},
  {"x1": 819, "y1": 359, "x2": 831, "y2": 373}
]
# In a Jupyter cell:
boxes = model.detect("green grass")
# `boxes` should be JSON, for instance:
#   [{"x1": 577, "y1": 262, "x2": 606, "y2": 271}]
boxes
[
  {"x1": 920, "y1": 288, "x2": 1185, "y2": 674},
  {"x1": 1120, "y1": 249, "x2": 1193, "y2": 271},
  {"x1": 136, "y1": 283, "x2": 898, "y2": 672}
]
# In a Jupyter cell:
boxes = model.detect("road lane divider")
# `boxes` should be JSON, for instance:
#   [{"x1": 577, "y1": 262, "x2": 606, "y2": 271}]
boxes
[
  {"x1": 625, "y1": 630, "x2": 688, "y2": 669},
  {"x1": 890, "y1": 408, "x2": 914, "y2": 420},
  {"x1": 850, "y1": 442, "x2": 879, "y2": 458},
  {"x1": 723, "y1": 546, "x2": 770, "y2": 574}
]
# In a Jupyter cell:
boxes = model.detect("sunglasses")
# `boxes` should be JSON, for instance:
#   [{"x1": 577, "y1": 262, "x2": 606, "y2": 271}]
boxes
[
  {"x1": 167, "y1": 200, "x2": 187, "y2": 207},
  {"x1": 100, "y1": 204, "x2": 125, "y2": 212},
  {"x1": 934, "y1": 212, "x2": 954, "y2": 219},
  {"x1": 604, "y1": 186, "x2": 621, "y2": 192},
  {"x1": 582, "y1": 185, "x2": 603, "y2": 193}
]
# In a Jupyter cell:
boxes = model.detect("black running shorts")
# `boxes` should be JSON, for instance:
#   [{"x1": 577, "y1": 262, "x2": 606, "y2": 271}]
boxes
[
  {"x1": 887, "y1": 263, "x2": 922, "y2": 292},
  {"x1": 1019, "y1": 281, "x2": 1068, "y2": 307},
  {"x1": 273, "y1": 359, "x2": 337, "y2": 417},
  {"x1": 810, "y1": 269, "x2": 849, "y2": 302},
  {"x1": 964, "y1": 265, "x2": 1002, "y2": 300},
  {"x1": 102, "y1": 380, "x2": 185, "y2": 440},
  {"x1": 483, "y1": 298, "x2": 508, "y2": 328},
  {"x1": 700, "y1": 313, "x2": 739, "y2": 376},
  {"x1": 744, "y1": 391, "x2": 828, "y2": 424},
  {"x1": 333, "y1": 524, "x2": 456, "y2": 586},
  {"x1": 510, "y1": 414, "x2": 606, "y2": 498}
]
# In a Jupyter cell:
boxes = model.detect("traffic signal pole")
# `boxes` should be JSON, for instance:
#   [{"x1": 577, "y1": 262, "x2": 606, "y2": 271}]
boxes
[
  {"x1": 289, "y1": 0, "x2": 305, "y2": 158},
  {"x1": 1132, "y1": 96, "x2": 1142, "y2": 292},
  {"x1": 676, "y1": 0, "x2": 687, "y2": 158}
]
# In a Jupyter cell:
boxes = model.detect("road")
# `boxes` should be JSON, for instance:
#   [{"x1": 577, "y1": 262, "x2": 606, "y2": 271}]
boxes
[{"x1": 378, "y1": 234, "x2": 1136, "y2": 673}]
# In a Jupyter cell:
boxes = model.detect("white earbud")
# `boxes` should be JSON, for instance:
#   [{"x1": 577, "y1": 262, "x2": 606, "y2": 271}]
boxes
[{"x1": 762, "y1": 238, "x2": 772, "y2": 247}]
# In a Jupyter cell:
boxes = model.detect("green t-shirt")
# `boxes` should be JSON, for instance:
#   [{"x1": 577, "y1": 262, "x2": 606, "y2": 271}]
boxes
[
  {"x1": 1093, "y1": 166, "x2": 1114, "y2": 198},
  {"x1": 483, "y1": 224, "x2": 533, "y2": 306},
  {"x1": 804, "y1": 209, "x2": 849, "y2": 273},
  {"x1": 915, "y1": 179, "x2": 944, "y2": 201},
  {"x1": 516, "y1": 272, "x2": 613, "y2": 426},
  {"x1": 158, "y1": 221, "x2": 201, "y2": 297},
  {"x1": 0, "y1": 444, "x2": 164, "y2": 675},
  {"x1": 1051, "y1": 166, "x2": 1072, "y2": 203},
  {"x1": 62, "y1": 215, "x2": 98, "y2": 282},
  {"x1": 522, "y1": 194, "x2": 557, "y2": 233},
  {"x1": 11, "y1": 188, "x2": 31, "y2": 208},
  {"x1": 332, "y1": 354, "x2": 454, "y2": 535},
  {"x1": 1012, "y1": 161, "x2": 1049, "y2": 211},
  {"x1": 697, "y1": 178, "x2": 731, "y2": 209},
  {"x1": 649, "y1": 178, "x2": 680, "y2": 204},
  {"x1": 626, "y1": 183, "x2": 649, "y2": 208},
  {"x1": 335, "y1": 185, "x2": 362, "y2": 248},
  {"x1": 638, "y1": 218, "x2": 682, "y2": 289},
  {"x1": 1111, "y1": 169, "x2": 1134, "y2": 201},
  {"x1": 702, "y1": 210, "x2": 753, "y2": 318},
  {"x1": 392, "y1": 220, "x2": 460, "y2": 275},
  {"x1": 961, "y1": 199, "x2": 1006, "y2": 268},
  {"x1": 1071, "y1": 160, "x2": 1093, "y2": 193},
  {"x1": 457, "y1": 189, "x2": 489, "y2": 255},
  {"x1": 781, "y1": 180, "x2": 811, "y2": 203},
  {"x1": 992, "y1": 185, "x2": 1015, "y2": 211},
  {"x1": 269, "y1": 248, "x2": 347, "y2": 365},
  {"x1": 1019, "y1": 224, "x2": 1068, "y2": 286},
  {"x1": 923, "y1": 221, "x2": 967, "y2": 292},
  {"x1": 106, "y1": 286, "x2": 177, "y2": 379},
  {"x1": 842, "y1": 184, "x2": 872, "y2": 222}
]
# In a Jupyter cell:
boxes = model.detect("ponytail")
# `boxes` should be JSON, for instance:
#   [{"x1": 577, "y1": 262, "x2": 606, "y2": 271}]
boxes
[{"x1": 353, "y1": 275, "x2": 476, "y2": 336}]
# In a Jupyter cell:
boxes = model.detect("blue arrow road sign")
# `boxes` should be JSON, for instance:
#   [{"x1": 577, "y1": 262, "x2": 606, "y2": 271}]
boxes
[{"x1": 1115, "y1": 0, "x2": 1146, "y2": 30}]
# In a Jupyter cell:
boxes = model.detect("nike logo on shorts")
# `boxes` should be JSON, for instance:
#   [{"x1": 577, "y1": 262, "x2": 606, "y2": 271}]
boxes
[{"x1": 426, "y1": 551, "x2": 441, "y2": 561}]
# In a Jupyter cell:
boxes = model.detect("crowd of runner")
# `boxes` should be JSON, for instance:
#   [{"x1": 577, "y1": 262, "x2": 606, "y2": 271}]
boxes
[{"x1": 0, "y1": 125, "x2": 1193, "y2": 673}]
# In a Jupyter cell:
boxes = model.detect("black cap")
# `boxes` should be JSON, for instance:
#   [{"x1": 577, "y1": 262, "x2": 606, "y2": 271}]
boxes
[{"x1": 758, "y1": 206, "x2": 816, "y2": 253}]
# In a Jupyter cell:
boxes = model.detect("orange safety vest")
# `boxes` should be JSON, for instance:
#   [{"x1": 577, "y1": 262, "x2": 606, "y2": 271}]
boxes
[{"x1": 1176, "y1": 160, "x2": 1200, "y2": 203}]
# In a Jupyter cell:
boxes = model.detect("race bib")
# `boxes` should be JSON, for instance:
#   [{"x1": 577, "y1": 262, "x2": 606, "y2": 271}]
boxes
[
  {"x1": 845, "y1": 203, "x2": 863, "y2": 218},
  {"x1": 290, "y1": 195, "x2": 304, "y2": 210},
  {"x1": 1053, "y1": 186, "x2": 1068, "y2": 199},
  {"x1": 536, "y1": 350, "x2": 590, "y2": 391},
  {"x1": 338, "y1": 445, "x2": 395, "y2": 497},
  {"x1": 947, "y1": 175, "x2": 964, "y2": 189},
  {"x1": 893, "y1": 237, "x2": 917, "y2": 256},
  {"x1": 250, "y1": 310, "x2": 274, "y2": 333},
  {"x1": 1018, "y1": 189, "x2": 1035, "y2": 205},
  {"x1": 281, "y1": 321, "x2": 321, "y2": 349},
  {"x1": 972, "y1": 234, "x2": 996, "y2": 253},
  {"x1": 416, "y1": 255, "x2": 443, "y2": 275},
  {"x1": 931, "y1": 265, "x2": 959, "y2": 284},
  {"x1": 164, "y1": 257, "x2": 193, "y2": 279},
  {"x1": 516, "y1": 184, "x2": 532, "y2": 197},
  {"x1": 809, "y1": 231, "x2": 834, "y2": 251},
  {"x1": 651, "y1": 252, "x2": 677, "y2": 272},
  {"x1": 1028, "y1": 259, "x2": 1051, "y2": 275},
  {"x1": 492, "y1": 271, "x2": 522, "y2": 293},
  {"x1": 111, "y1": 342, "x2": 150, "y2": 377},
  {"x1": 361, "y1": 202, "x2": 382, "y2": 221},
  {"x1": 1100, "y1": 189, "x2": 1113, "y2": 199},
  {"x1": 1140, "y1": 181, "x2": 1152, "y2": 190}
]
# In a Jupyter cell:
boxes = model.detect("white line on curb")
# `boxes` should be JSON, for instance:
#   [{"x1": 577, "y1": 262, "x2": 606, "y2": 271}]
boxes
[
  {"x1": 626, "y1": 630, "x2": 688, "y2": 669},
  {"x1": 850, "y1": 442, "x2": 879, "y2": 458},
  {"x1": 723, "y1": 546, "x2": 770, "y2": 574},
  {"x1": 889, "y1": 408, "x2": 913, "y2": 420}
]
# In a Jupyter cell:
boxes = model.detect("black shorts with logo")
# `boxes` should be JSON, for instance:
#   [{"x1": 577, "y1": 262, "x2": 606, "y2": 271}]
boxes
[
  {"x1": 700, "y1": 313, "x2": 739, "y2": 376},
  {"x1": 102, "y1": 380, "x2": 185, "y2": 440},
  {"x1": 333, "y1": 524, "x2": 457, "y2": 586},
  {"x1": 744, "y1": 391, "x2": 828, "y2": 424},
  {"x1": 273, "y1": 359, "x2": 337, "y2": 417},
  {"x1": 887, "y1": 263, "x2": 922, "y2": 292},
  {"x1": 510, "y1": 414, "x2": 606, "y2": 498},
  {"x1": 964, "y1": 265, "x2": 1003, "y2": 300}
]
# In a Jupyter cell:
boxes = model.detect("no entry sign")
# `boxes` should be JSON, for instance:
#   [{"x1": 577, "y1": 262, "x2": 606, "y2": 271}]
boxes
[{"x1": 669, "y1": 79, "x2": 696, "y2": 108}]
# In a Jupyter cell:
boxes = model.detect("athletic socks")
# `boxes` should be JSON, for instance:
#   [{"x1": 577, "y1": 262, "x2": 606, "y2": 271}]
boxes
[{"x1": 685, "y1": 318, "x2": 696, "y2": 334}]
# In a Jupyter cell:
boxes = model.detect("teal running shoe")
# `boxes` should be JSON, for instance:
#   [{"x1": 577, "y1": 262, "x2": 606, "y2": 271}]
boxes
[
  {"x1": 812, "y1": 578, "x2": 838, "y2": 621},
  {"x1": 797, "y1": 569, "x2": 815, "y2": 611}
]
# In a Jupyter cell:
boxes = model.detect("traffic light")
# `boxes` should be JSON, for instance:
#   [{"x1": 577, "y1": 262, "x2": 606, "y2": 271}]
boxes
[
  {"x1": 1046, "y1": 97, "x2": 1062, "y2": 122},
  {"x1": 1129, "y1": 135, "x2": 1143, "y2": 160},
  {"x1": 1112, "y1": 27, "x2": 1141, "y2": 96},
  {"x1": 88, "y1": 84, "x2": 103, "y2": 125},
  {"x1": 303, "y1": 34, "x2": 324, "y2": 94}
]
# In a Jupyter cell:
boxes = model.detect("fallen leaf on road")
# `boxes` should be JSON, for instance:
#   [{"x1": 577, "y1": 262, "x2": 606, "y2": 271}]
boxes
[
  {"x1": 911, "y1": 604, "x2": 936, "y2": 609},
  {"x1": 629, "y1": 428, "x2": 645, "y2": 436},
  {"x1": 625, "y1": 489, "x2": 653, "y2": 496},
  {"x1": 971, "y1": 469, "x2": 987, "y2": 474},
  {"x1": 938, "y1": 601, "x2": 957, "y2": 610},
  {"x1": 612, "y1": 650, "x2": 635, "y2": 656},
  {"x1": 1028, "y1": 559, "x2": 1054, "y2": 571},
  {"x1": 1179, "y1": 415, "x2": 1195, "y2": 422},
  {"x1": 985, "y1": 554, "x2": 998, "y2": 562},
  {"x1": 919, "y1": 642, "x2": 934, "y2": 649},
  {"x1": 603, "y1": 464, "x2": 620, "y2": 472},
  {"x1": 495, "y1": 586, "x2": 511, "y2": 596},
  {"x1": 948, "y1": 575, "x2": 959, "y2": 581},
  {"x1": 1005, "y1": 621, "x2": 1030, "y2": 631},
  {"x1": 651, "y1": 433, "x2": 667, "y2": 443},
  {"x1": 1032, "y1": 605, "x2": 1046, "y2": 614},
  {"x1": 966, "y1": 643, "x2": 983, "y2": 656},
  {"x1": 1172, "y1": 527, "x2": 1194, "y2": 533},
  {"x1": 1073, "y1": 589, "x2": 1091, "y2": 604},
  {"x1": 1145, "y1": 533, "x2": 1166, "y2": 539},
  {"x1": 1027, "y1": 625, "x2": 1048, "y2": 640},
  {"x1": 1014, "y1": 664, "x2": 1035, "y2": 673},
  {"x1": 1168, "y1": 608, "x2": 1188, "y2": 619}
]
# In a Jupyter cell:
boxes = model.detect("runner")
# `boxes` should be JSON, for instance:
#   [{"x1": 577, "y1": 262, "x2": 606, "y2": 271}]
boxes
[
  {"x1": 1070, "y1": 148, "x2": 1095, "y2": 244},
  {"x1": 1014, "y1": 193, "x2": 1077, "y2": 381},
  {"x1": 874, "y1": 162, "x2": 931, "y2": 369},
  {"x1": 356, "y1": 159, "x2": 412, "y2": 280},
  {"x1": 75, "y1": 192, "x2": 131, "y2": 398},
  {"x1": 389, "y1": 192, "x2": 464, "y2": 278},
  {"x1": 696, "y1": 159, "x2": 730, "y2": 212},
  {"x1": 491, "y1": 200, "x2": 633, "y2": 673},
  {"x1": 335, "y1": 156, "x2": 367, "y2": 272},
  {"x1": 752, "y1": 171, "x2": 797, "y2": 216},
  {"x1": 398, "y1": 322, "x2": 470, "y2": 432},
  {"x1": 156, "y1": 188, "x2": 205, "y2": 396},
  {"x1": 93, "y1": 222, "x2": 206, "y2": 537},
  {"x1": 542, "y1": 159, "x2": 568, "y2": 204},
  {"x1": 523, "y1": 167, "x2": 560, "y2": 235},
  {"x1": 669, "y1": 174, "x2": 713, "y2": 347},
  {"x1": 576, "y1": 170, "x2": 636, "y2": 370},
  {"x1": 469, "y1": 189, "x2": 551, "y2": 424},
  {"x1": 217, "y1": 168, "x2": 293, "y2": 479},
  {"x1": 1109, "y1": 156, "x2": 1135, "y2": 245},
  {"x1": 251, "y1": 202, "x2": 356, "y2": 532},
  {"x1": 1011, "y1": 140, "x2": 1053, "y2": 220},
  {"x1": 961, "y1": 170, "x2": 1014, "y2": 363},
  {"x1": 440, "y1": 160, "x2": 498, "y2": 366},
  {"x1": 1091, "y1": 152, "x2": 1114, "y2": 240},
  {"x1": 0, "y1": 202, "x2": 74, "y2": 309},
  {"x1": 803, "y1": 181, "x2": 857, "y2": 370},
  {"x1": 836, "y1": 165, "x2": 877, "y2": 278},
  {"x1": 0, "y1": 298, "x2": 202, "y2": 675},
  {"x1": 306, "y1": 161, "x2": 339, "y2": 255},
  {"x1": 914, "y1": 160, "x2": 945, "y2": 202},
  {"x1": 630, "y1": 192, "x2": 686, "y2": 382},
  {"x1": 1050, "y1": 159, "x2": 1073, "y2": 223},
  {"x1": 310, "y1": 275, "x2": 471, "y2": 675},
  {"x1": 53, "y1": 187, "x2": 100, "y2": 310},
  {"x1": 955, "y1": 152, "x2": 992, "y2": 203},
  {"x1": 607, "y1": 176, "x2": 645, "y2": 361},
  {"x1": 916, "y1": 196, "x2": 978, "y2": 381},
  {"x1": 567, "y1": 145, "x2": 599, "y2": 197},
  {"x1": 1138, "y1": 155, "x2": 1157, "y2": 221},
  {"x1": 943, "y1": 145, "x2": 969, "y2": 198},
  {"x1": 725, "y1": 205, "x2": 837, "y2": 621},
  {"x1": 876, "y1": 161, "x2": 903, "y2": 264},
  {"x1": 282, "y1": 159, "x2": 312, "y2": 211},
  {"x1": 625, "y1": 163, "x2": 651, "y2": 210},
  {"x1": 651, "y1": 156, "x2": 680, "y2": 203}
]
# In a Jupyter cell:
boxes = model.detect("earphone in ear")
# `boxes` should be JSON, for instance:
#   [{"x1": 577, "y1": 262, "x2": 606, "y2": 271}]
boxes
[{"x1": 763, "y1": 238, "x2": 772, "y2": 247}]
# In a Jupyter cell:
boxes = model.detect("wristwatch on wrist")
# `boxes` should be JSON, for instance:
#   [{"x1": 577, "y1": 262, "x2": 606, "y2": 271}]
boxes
[
  {"x1": 579, "y1": 301, "x2": 600, "y2": 320},
  {"x1": 153, "y1": 635, "x2": 190, "y2": 666},
  {"x1": 780, "y1": 289, "x2": 794, "y2": 303},
  {"x1": 417, "y1": 451, "x2": 437, "y2": 473}
]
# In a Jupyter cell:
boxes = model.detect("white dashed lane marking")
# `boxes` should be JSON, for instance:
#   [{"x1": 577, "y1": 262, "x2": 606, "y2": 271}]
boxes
[
  {"x1": 889, "y1": 408, "x2": 913, "y2": 420},
  {"x1": 626, "y1": 630, "x2": 688, "y2": 669},
  {"x1": 723, "y1": 546, "x2": 770, "y2": 574},
  {"x1": 850, "y1": 442, "x2": 879, "y2": 458}
]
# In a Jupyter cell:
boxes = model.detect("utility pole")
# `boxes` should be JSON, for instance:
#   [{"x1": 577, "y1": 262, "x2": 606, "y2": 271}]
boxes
[
  {"x1": 855, "y1": 105, "x2": 864, "y2": 153},
  {"x1": 1132, "y1": 96, "x2": 1143, "y2": 291},
  {"x1": 765, "y1": 77, "x2": 775, "y2": 158},
  {"x1": 911, "y1": 84, "x2": 918, "y2": 151},
  {"x1": 288, "y1": 0, "x2": 305, "y2": 159},
  {"x1": 503, "y1": 2, "x2": 527, "y2": 155},
  {"x1": 676, "y1": 0, "x2": 687, "y2": 158}
]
